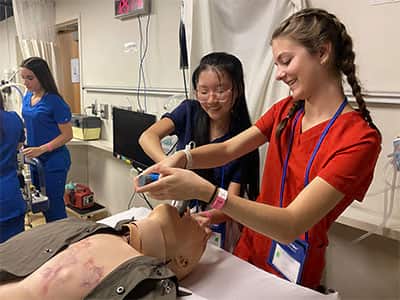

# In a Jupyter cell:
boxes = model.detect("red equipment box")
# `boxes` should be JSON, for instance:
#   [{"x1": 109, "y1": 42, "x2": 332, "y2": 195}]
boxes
[{"x1": 64, "y1": 183, "x2": 94, "y2": 209}]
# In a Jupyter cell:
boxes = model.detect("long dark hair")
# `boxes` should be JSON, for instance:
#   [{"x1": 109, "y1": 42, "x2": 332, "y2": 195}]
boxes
[
  {"x1": 20, "y1": 57, "x2": 61, "y2": 97},
  {"x1": 191, "y1": 52, "x2": 260, "y2": 200},
  {"x1": 272, "y1": 8, "x2": 380, "y2": 139}
]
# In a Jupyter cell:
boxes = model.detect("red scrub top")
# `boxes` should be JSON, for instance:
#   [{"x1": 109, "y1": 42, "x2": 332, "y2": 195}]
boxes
[{"x1": 234, "y1": 96, "x2": 381, "y2": 289}]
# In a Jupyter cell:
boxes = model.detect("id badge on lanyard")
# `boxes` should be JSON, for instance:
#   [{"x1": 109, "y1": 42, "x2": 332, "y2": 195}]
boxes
[
  {"x1": 209, "y1": 223, "x2": 226, "y2": 248},
  {"x1": 267, "y1": 98, "x2": 347, "y2": 284},
  {"x1": 268, "y1": 238, "x2": 309, "y2": 283}
]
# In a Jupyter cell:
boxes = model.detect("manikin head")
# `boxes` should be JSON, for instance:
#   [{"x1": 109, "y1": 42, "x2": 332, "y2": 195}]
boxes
[{"x1": 126, "y1": 204, "x2": 211, "y2": 280}]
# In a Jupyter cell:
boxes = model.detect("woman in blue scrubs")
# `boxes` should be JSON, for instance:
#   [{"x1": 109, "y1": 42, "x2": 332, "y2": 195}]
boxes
[
  {"x1": 20, "y1": 57, "x2": 73, "y2": 222},
  {"x1": 0, "y1": 92, "x2": 26, "y2": 242}
]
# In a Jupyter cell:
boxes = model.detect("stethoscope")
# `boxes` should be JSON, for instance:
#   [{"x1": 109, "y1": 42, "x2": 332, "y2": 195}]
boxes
[{"x1": 279, "y1": 98, "x2": 348, "y2": 241}]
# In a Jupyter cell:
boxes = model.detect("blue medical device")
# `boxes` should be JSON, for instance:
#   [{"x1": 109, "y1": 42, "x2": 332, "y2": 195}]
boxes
[{"x1": 138, "y1": 173, "x2": 160, "y2": 186}]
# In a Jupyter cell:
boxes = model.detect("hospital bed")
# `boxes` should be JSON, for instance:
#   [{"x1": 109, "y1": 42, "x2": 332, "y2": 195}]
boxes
[{"x1": 99, "y1": 207, "x2": 340, "y2": 300}]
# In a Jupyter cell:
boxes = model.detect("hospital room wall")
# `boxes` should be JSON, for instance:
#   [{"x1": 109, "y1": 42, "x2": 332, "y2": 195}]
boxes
[
  {"x1": 309, "y1": 0, "x2": 400, "y2": 94},
  {"x1": 55, "y1": 0, "x2": 184, "y2": 213},
  {"x1": 55, "y1": 0, "x2": 185, "y2": 134},
  {"x1": 55, "y1": 0, "x2": 183, "y2": 89}
]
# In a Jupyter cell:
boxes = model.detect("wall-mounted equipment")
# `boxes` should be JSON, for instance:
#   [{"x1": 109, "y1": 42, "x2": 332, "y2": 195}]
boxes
[
  {"x1": 71, "y1": 115, "x2": 102, "y2": 140},
  {"x1": 114, "y1": 0, "x2": 151, "y2": 20}
]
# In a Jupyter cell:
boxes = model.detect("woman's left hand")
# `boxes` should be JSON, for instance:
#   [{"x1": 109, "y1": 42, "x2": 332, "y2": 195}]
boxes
[{"x1": 22, "y1": 146, "x2": 46, "y2": 158}]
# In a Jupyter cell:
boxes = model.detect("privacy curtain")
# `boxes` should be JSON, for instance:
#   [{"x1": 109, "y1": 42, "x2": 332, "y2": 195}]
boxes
[{"x1": 12, "y1": 0, "x2": 57, "y2": 80}]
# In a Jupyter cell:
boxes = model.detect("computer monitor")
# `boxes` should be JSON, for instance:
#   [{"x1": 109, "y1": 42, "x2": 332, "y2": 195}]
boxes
[{"x1": 112, "y1": 107, "x2": 156, "y2": 171}]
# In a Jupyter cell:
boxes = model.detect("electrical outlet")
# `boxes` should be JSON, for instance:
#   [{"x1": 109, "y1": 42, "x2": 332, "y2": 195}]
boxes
[{"x1": 100, "y1": 104, "x2": 109, "y2": 119}]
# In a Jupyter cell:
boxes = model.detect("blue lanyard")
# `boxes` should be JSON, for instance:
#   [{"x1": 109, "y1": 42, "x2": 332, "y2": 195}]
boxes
[{"x1": 279, "y1": 98, "x2": 348, "y2": 240}]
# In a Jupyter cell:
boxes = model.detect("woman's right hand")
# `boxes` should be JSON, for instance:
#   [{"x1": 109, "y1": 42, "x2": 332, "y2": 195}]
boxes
[
  {"x1": 135, "y1": 149, "x2": 188, "y2": 183},
  {"x1": 134, "y1": 165, "x2": 215, "y2": 203},
  {"x1": 22, "y1": 146, "x2": 46, "y2": 158}
]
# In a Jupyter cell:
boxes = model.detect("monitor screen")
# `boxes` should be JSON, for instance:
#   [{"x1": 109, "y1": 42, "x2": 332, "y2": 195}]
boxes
[{"x1": 112, "y1": 107, "x2": 156, "y2": 171}]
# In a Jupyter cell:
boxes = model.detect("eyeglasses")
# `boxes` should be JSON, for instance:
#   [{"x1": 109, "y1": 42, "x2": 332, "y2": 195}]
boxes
[{"x1": 196, "y1": 88, "x2": 232, "y2": 103}]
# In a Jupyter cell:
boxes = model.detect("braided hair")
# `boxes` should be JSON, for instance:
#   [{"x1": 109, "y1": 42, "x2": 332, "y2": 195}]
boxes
[{"x1": 272, "y1": 8, "x2": 380, "y2": 138}]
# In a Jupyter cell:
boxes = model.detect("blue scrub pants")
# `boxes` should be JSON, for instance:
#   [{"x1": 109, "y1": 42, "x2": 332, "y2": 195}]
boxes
[
  {"x1": 0, "y1": 214, "x2": 25, "y2": 243},
  {"x1": 32, "y1": 169, "x2": 68, "y2": 222}
]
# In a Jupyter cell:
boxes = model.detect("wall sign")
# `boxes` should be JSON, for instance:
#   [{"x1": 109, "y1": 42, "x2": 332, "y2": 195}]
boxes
[{"x1": 114, "y1": 0, "x2": 151, "y2": 20}]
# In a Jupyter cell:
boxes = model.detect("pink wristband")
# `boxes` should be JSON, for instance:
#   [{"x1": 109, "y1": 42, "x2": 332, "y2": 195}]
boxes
[
  {"x1": 46, "y1": 142, "x2": 53, "y2": 152},
  {"x1": 210, "y1": 188, "x2": 228, "y2": 210}
]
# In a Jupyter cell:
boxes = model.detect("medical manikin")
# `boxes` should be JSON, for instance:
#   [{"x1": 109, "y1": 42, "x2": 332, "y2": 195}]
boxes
[{"x1": 0, "y1": 204, "x2": 211, "y2": 300}]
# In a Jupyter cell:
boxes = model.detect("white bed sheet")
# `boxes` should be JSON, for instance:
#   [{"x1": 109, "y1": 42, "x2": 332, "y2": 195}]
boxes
[{"x1": 99, "y1": 207, "x2": 340, "y2": 300}]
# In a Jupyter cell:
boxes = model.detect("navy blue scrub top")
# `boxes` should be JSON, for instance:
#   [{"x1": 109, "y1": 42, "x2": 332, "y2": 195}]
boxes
[{"x1": 162, "y1": 99, "x2": 241, "y2": 187}]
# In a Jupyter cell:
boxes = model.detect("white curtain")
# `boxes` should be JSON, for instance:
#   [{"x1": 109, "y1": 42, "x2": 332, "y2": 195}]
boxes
[
  {"x1": 184, "y1": 0, "x2": 306, "y2": 121},
  {"x1": 12, "y1": 0, "x2": 57, "y2": 80}
]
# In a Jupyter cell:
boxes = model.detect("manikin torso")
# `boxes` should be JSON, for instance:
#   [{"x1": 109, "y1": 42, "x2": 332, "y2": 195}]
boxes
[
  {"x1": 2, "y1": 233, "x2": 140, "y2": 300},
  {"x1": 0, "y1": 204, "x2": 208, "y2": 300}
]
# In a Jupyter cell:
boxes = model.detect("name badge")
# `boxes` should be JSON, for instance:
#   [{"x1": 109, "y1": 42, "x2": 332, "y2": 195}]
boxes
[
  {"x1": 267, "y1": 238, "x2": 309, "y2": 284},
  {"x1": 209, "y1": 223, "x2": 226, "y2": 248}
]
